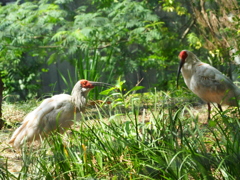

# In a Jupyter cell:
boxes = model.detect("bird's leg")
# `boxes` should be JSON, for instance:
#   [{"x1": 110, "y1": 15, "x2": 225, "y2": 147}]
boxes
[
  {"x1": 217, "y1": 103, "x2": 228, "y2": 118},
  {"x1": 207, "y1": 103, "x2": 211, "y2": 120},
  {"x1": 217, "y1": 104, "x2": 223, "y2": 112}
]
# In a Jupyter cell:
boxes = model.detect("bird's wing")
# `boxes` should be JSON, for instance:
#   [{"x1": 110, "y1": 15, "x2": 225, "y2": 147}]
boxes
[
  {"x1": 9, "y1": 94, "x2": 73, "y2": 148},
  {"x1": 196, "y1": 64, "x2": 233, "y2": 88},
  {"x1": 42, "y1": 94, "x2": 76, "y2": 133},
  {"x1": 192, "y1": 63, "x2": 237, "y2": 104}
]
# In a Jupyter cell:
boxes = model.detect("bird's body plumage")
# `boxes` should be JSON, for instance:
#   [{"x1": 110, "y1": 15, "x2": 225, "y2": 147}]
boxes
[
  {"x1": 177, "y1": 50, "x2": 240, "y2": 119},
  {"x1": 9, "y1": 80, "x2": 112, "y2": 148},
  {"x1": 9, "y1": 94, "x2": 80, "y2": 148}
]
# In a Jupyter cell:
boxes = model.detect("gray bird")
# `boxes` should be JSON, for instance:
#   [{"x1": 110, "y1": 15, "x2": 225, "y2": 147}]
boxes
[{"x1": 177, "y1": 50, "x2": 240, "y2": 120}]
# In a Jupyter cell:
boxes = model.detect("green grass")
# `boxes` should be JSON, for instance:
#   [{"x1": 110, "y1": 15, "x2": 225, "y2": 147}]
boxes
[{"x1": 1, "y1": 89, "x2": 240, "y2": 179}]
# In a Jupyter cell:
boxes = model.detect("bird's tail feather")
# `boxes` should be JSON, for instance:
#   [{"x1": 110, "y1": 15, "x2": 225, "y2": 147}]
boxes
[
  {"x1": 9, "y1": 98, "x2": 56, "y2": 149},
  {"x1": 9, "y1": 122, "x2": 29, "y2": 148},
  {"x1": 9, "y1": 113, "x2": 41, "y2": 148}
]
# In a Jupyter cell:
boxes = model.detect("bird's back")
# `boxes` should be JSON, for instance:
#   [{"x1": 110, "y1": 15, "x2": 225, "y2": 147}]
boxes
[
  {"x1": 9, "y1": 94, "x2": 77, "y2": 148},
  {"x1": 184, "y1": 62, "x2": 240, "y2": 105}
]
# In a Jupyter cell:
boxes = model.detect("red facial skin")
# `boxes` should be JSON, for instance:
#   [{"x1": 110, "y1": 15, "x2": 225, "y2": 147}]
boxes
[
  {"x1": 80, "y1": 80, "x2": 94, "y2": 88},
  {"x1": 179, "y1": 50, "x2": 188, "y2": 61},
  {"x1": 177, "y1": 50, "x2": 189, "y2": 87}
]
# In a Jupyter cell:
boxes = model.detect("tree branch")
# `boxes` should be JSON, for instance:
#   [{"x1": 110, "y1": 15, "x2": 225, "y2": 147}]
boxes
[{"x1": 181, "y1": 19, "x2": 195, "y2": 41}]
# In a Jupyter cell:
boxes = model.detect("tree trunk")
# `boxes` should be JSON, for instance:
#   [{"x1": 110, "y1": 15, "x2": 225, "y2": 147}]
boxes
[{"x1": 0, "y1": 75, "x2": 4, "y2": 130}]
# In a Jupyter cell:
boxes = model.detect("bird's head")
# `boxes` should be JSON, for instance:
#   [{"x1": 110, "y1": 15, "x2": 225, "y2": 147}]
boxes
[
  {"x1": 79, "y1": 79, "x2": 113, "y2": 90},
  {"x1": 71, "y1": 79, "x2": 113, "y2": 110},
  {"x1": 72, "y1": 79, "x2": 113, "y2": 94},
  {"x1": 79, "y1": 80, "x2": 95, "y2": 92},
  {"x1": 177, "y1": 50, "x2": 189, "y2": 87}
]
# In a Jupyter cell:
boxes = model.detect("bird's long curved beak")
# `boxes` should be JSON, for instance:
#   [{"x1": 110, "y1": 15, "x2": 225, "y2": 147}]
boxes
[
  {"x1": 177, "y1": 59, "x2": 184, "y2": 88},
  {"x1": 89, "y1": 81, "x2": 114, "y2": 87}
]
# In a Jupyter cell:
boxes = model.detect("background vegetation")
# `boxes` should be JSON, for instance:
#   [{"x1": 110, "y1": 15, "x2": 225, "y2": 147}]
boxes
[
  {"x1": 1, "y1": 0, "x2": 239, "y2": 99},
  {"x1": 0, "y1": 0, "x2": 240, "y2": 179}
]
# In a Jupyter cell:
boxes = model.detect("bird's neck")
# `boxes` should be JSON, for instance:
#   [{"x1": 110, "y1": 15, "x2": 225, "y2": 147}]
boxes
[
  {"x1": 181, "y1": 59, "x2": 201, "y2": 88},
  {"x1": 182, "y1": 61, "x2": 197, "y2": 76},
  {"x1": 71, "y1": 91, "x2": 88, "y2": 111},
  {"x1": 182, "y1": 56, "x2": 200, "y2": 74}
]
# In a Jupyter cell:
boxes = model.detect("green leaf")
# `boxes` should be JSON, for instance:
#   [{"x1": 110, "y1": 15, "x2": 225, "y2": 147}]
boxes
[
  {"x1": 99, "y1": 87, "x2": 116, "y2": 95},
  {"x1": 124, "y1": 86, "x2": 145, "y2": 97},
  {"x1": 48, "y1": 53, "x2": 58, "y2": 65}
]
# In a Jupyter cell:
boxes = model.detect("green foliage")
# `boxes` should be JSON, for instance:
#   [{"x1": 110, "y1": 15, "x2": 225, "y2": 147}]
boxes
[
  {"x1": 1, "y1": 0, "x2": 238, "y2": 100},
  {"x1": 100, "y1": 77, "x2": 145, "y2": 108},
  {"x1": 187, "y1": 32, "x2": 202, "y2": 50},
  {"x1": 59, "y1": 48, "x2": 114, "y2": 99},
  {"x1": 0, "y1": 1, "x2": 68, "y2": 99},
  {"x1": 161, "y1": 0, "x2": 188, "y2": 16},
  {"x1": 0, "y1": 0, "x2": 194, "y2": 100}
]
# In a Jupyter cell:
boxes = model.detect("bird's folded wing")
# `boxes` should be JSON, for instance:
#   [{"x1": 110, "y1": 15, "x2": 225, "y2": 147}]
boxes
[{"x1": 196, "y1": 64, "x2": 234, "y2": 92}]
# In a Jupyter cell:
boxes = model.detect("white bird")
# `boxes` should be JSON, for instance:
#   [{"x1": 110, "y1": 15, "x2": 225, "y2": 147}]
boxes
[
  {"x1": 177, "y1": 50, "x2": 240, "y2": 120},
  {"x1": 9, "y1": 79, "x2": 112, "y2": 148}
]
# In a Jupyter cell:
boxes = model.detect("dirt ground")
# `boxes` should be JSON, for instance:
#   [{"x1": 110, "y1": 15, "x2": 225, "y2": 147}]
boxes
[{"x1": 0, "y1": 129, "x2": 22, "y2": 173}]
